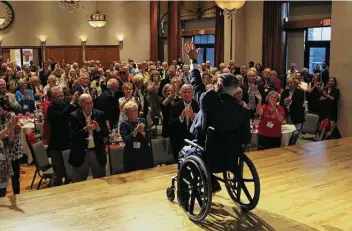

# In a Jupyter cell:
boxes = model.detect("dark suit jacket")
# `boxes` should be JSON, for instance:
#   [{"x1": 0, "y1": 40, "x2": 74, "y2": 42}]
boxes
[
  {"x1": 69, "y1": 109, "x2": 109, "y2": 167},
  {"x1": 47, "y1": 102, "x2": 77, "y2": 150},
  {"x1": 190, "y1": 67, "x2": 250, "y2": 143},
  {"x1": 95, "y1": 89, "x2": 120, "y2": 128},
  {"x1": 158, "y1": 77, "x2": 171, "y2": 97},
  {"x1": 280, "y1": 88, "x2": 305, "y2": 124},
  {"x1": 133, "y1": 86, "x2": 149, "y2": 118},
  {"x1": 170, "y1": 99, "x2": 200, "y2": 157},
  {"x1": 189, "y1": 67, "x2": 251, "y2": 172},
  {"x1": 258, "y1": 77, "x2": 277, "y2": 103}
]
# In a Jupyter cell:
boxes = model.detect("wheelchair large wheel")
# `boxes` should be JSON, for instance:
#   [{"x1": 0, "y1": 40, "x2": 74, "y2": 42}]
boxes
[
  {"x1": 177, "y1": 155, "x2": 212, "y2": 222},
  {"x1": 223, "y1": 153, "x2": 260, "y2": 211}
]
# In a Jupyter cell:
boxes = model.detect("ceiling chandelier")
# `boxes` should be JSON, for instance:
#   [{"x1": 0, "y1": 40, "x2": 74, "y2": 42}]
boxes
[
  {"x1": 215, "y1": 0, "x2": 246, "y2": 18},
  {"x1": 88, "y1": 1, "x2": 107, "y2": 28},
  {"x1": 59, "y1": 0, "x2": 80, "y2": 13},
  {"x1": 0, "y1": 17, "x2": 5, "y2": 25}
]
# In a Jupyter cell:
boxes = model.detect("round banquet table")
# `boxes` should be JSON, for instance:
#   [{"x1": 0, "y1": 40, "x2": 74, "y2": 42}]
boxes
[
  {"x1": 250, "y1": 124, "x2": 297, "y2": 149},
  {"x1": 20, "y1": 122, "x2": 35, "y2": 164}
]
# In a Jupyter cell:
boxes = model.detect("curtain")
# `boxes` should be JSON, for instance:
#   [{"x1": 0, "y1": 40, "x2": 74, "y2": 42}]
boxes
[
  {"x1": 215, "y1": 6, "x2": 224, "y2": 67},
  {"x1": 262, "y1": 1, "x2": 284, "y2": 74},
  {"x1": 150, "y1": 1, "x2": 159, "y2": 62}
]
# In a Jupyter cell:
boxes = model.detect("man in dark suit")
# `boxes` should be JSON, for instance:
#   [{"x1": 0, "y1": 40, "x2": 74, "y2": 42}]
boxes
[
  {"x1": 184, "y1": 42, "x2": 251, "y2": 193},
  {"x1": 47, "y1": 86, "x2": 79, "y2": 186},
  {"x1": 258, "y1": 68, "x2": 277, "y2": 103},
  {"x1": 95, "y1": 79, "x2": 120, "y2": 129},
  {"x1": 69, "y1": 94, "x2": 109, "y2": 182},
  {"x1": 158, "y1": 65, "x2": 176, "y2": 97},
  {"x1": 170, "y1": 84, "x2": 200, "y2": 160}
]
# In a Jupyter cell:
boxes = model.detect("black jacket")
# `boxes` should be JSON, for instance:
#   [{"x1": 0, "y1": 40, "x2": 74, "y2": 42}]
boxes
[
  {"x1": 169, "y1": 99, "x2": 199, "y2": 157},
  {"x1": 189, "y1": 66, "x2": 251, "y2": 172},
  {"x1": 95, "y1": 89, "x2": 120, "y2": 128},
  {"x1": 47, "y1": 102, "x2": 77, "y2": 150},
  {"x1": 69, "y1": 109, "x2": 109, "y2": 167},
  {"x1": 280, "y1": 88, "x2": 305, "y2": 124}
]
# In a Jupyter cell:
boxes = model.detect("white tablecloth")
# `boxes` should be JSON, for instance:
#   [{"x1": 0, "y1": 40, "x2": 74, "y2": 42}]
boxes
[
  {"x1": 250, "y1": 124, "x2": 297, "y2": 148},
  {"x1": 19, "y1": 123, "x2": 35, "y2": 164}
]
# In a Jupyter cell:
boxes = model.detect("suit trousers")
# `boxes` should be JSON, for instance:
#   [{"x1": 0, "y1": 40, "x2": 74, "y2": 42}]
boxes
[
  {"x1": 50, "y1": 149, "x2": 67, "y2": 186},
  {"x1": 72, "y1": 150, "x2": 106, "y2": 183}
]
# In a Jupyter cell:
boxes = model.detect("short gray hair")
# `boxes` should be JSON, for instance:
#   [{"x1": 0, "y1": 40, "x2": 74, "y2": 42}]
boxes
[
  {"x1": 180, "y1": 84, "x2": 192, "y2": 94},
  {"x1": 79, "y1": 93, "x2": 92, "y2": 105},
  {"x1": 107, "y1": 78, "x2": 117, "y2": 89},
  {"x1": 50, "y1": 86, "x2": 63, "y2": 98}
]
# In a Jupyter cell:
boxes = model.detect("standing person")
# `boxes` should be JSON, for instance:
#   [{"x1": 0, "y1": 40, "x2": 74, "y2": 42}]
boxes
[
  {"x1": 69, "y1": 94, "x2": 109, "y2": 182},
  {"x1": 0, "y1": 115, "x2": 17, "y2": 197},
  {"x1": 47, "y1": 86, "x2": 79, "y2": 186},
  {"x1": 256, "y1": 91, "x2": 285, "y2": 149},
  {"x1": 119, "y1": 101, "x2": 154, "y2": 172}
]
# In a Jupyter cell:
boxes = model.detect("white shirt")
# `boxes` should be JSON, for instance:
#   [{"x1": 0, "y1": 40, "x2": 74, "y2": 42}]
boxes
[{"x1": 83, "y1": 110, "x2": 95, "y2": 149}]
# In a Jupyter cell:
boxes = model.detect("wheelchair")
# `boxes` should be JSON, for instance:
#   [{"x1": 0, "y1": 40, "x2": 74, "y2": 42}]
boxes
[{"x1": 166, "y1": 127, "x2": 261, "y2": 222}]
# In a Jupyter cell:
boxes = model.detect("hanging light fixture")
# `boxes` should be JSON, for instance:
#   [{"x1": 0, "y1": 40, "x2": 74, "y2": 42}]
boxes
[
  {"x1": 215, "y1": 0, "x2": 246, "y2": 18},
  {"x1": 0, "y1": 17, "x2": 5, "y2": 25},
  {"x1": 88, "y1": 1, "x2": 107, "y2": 28},
  {"x1": 59, "y1": 0, "x2": 80, "y2": 13}
]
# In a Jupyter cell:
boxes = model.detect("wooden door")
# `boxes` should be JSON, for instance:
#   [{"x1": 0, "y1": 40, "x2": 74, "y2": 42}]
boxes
[
  {"x1": 46, "y1": 46, "x2": 82, "y2": 66},
  {"x1": 86, "y1": 46, "x2": 120, "y2": 69}
]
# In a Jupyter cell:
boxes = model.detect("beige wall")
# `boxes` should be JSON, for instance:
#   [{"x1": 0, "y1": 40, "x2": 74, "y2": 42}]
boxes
[
  {"x1": 0, "y1": 1, "x2": 150, "y2": 61},
  {"x1": 224, "y1": 1, "x2": 263, "y2": 66},
  {"x1": 286, "y1": 31, "x2": 305, "y2": 69},
  {"x1": 244, "y1": 1, "x2": 263, "y2": 66},
  {"x1": 330, "y1": 1, "x2": 352, "y2": 137}
]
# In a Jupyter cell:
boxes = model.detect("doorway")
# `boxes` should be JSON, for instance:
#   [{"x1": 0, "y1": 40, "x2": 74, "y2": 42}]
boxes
[{"x1": 304, "y1": 27, "x2": 331, "y2": 74}]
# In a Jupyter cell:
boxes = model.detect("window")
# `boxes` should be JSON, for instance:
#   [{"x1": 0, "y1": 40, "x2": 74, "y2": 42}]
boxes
[
  {"x1": 193, "y1": 35, "x2": 215, "y2": 67},
  {"x1": 307, "y1": 27, "x2": 331, "y2": 41}
]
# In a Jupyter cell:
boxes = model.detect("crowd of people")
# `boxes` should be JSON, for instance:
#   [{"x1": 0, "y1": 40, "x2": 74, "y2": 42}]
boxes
[{"x1": 0, "y1": 43, "x2": 340, "y2": 197}]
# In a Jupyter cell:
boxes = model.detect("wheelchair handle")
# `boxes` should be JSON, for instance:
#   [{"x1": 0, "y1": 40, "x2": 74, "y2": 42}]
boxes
[
  {"x1": 207, "y1": 126, "x2": 215, "y2": 132},
  {"x1": 184, "y1": 139, "x2": 204, "y2": 152}
]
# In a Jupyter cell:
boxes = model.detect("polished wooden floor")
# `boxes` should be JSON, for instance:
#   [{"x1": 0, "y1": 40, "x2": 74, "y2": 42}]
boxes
[{"x1": 1, "y1": 138, "x2": 352, "y2": 231}]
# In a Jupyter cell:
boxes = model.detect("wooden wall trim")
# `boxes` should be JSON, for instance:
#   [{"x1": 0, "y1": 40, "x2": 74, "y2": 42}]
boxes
[
  {"x1": 162, "y1": 28, "x2": 215, "y2": 38},
  {"x1": 283, "y1": 18, "x2": 331, "y2": 30},
  {"x1": 1, "y1": 46, "x2": 41, "y2": 49}
]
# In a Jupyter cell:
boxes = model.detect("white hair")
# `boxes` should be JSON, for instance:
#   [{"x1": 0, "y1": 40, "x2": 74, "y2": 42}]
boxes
[
  {"x1": 180, "y1": 84, "x2": 192, "y2": 94},
  {"x1": 79, "y1": 93, "x2": 92, "y2": 106}
]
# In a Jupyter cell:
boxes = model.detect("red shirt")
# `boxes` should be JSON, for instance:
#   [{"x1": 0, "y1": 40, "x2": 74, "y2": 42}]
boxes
[{"x1": 258, "y1": 104, "x2": 285, "y2": 138}]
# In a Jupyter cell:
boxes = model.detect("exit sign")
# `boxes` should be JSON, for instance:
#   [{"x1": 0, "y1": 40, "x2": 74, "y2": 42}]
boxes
[{"x1": 321, "y1": 19, "x2": 331, "y2": 26}]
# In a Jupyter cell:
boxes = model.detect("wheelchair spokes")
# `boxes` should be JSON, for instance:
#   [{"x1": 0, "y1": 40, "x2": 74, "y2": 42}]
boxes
[
  {"x1": 223, "y1": 153, "x2": 260, "y2": 211},
  {"x1": 177, "y1": 156, "x2": 212, "y2": 222}
]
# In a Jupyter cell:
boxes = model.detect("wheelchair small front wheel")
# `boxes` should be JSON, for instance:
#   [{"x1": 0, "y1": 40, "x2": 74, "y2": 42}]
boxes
[{"x1": 166, "y1": 186, "x2": 175, "y2": 202}]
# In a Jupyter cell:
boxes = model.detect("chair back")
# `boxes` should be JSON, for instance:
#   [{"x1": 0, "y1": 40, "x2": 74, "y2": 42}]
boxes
[
  {"x1": 301, "y1": 113, "x2": 319, "y2": 135},
  {"x1": 151, "y1": 137, "x2": 175, "y2": 166},
  {"x1": 205, "y1": 128, "x2": 241, "y2": 173},
  {"x1": 289, "y1": 129, "x2": 300, "y2": 146},
  {"x1": 108, "y1": 145, "x2": 124, "y2": 175},
  {"x1": 61, "y1": 149, "x2": 72, "y2": 182},
  {"x1": 31, "y1": 141, "x2": 51, "y2": 171},
  {"x1": 35, "y1": 122, "x2": 44, "y2": 137}
]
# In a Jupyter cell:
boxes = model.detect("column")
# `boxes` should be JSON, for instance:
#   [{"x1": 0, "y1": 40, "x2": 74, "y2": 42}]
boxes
[
  {"x1": 330, "y1": 1, "x2": 352, "y2": 137},
  {"x1": 150, "y1": 1, "x2": 159, "y2": 62},
  {"x1": 167, "y1": 1, "x2": 181, "y2": 63},
  {"x1": 223, "y1": 7, "x2": 245, "y2": 66}
]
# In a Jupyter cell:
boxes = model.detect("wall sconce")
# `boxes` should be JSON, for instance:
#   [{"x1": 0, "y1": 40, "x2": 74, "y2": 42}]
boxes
[
  {"x1": 117, "y1": 35, "x2": 124, "y2": 49},
  {"x1": 39, "y1": 36, "x2": 47, "y2": 43},
  {"x1": 80, "y1": 35, "x2": 87, "y2": 43}
]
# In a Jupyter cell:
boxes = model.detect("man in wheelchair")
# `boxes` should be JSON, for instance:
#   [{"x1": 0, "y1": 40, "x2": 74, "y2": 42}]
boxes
[{"x1": 179, "y1": 42, "x2": 251, "y2": 194}]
